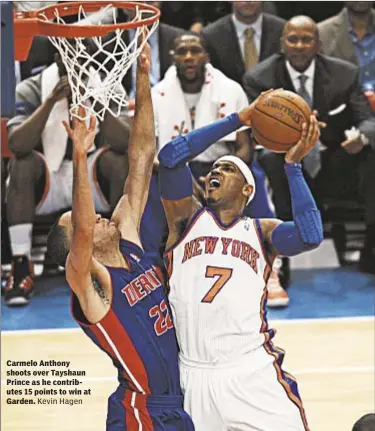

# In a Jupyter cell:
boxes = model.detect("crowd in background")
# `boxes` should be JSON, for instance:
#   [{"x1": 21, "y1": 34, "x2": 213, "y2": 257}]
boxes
[{"x1": 2, "y1": 1, "x2": 375, "y2": 308}]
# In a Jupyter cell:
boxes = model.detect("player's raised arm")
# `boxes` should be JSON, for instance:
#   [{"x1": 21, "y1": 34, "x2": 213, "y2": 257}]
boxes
[
  {"x1": 62, "y1": 107, "x2": 97, "y2": 290},
  {"x1": 158, "y1": 115, "x2": 242, "y2": 248},
  {"x1": 260, "y1": 115, "x2": 323, "y2": 257},
  {"x1": 111, "y1": 42, "x2": 155, "y2": 241}
]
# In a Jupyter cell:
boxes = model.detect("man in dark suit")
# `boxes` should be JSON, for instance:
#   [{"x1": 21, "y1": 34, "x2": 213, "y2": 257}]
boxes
[
  {"x1": 243, "y1": 16, "x2": 375, "y2": 274},
  {"x1": 201, "y1": 1, "x2": 285, "y2": 86}
]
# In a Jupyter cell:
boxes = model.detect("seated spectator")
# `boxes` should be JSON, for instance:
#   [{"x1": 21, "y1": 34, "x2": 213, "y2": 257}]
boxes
[
  {"x1": 201, "y1": 1, "x2": 285, "y2": 86},
  {"x1": 243, "y1": 16, "x2": 375, "y2": 275},
  {"x1": 318, "y1": 2, "x2": 375, "y2": 93},
  {"x1": 4, "y1": 53, "x2": 131, "y2": 307},
  {"x1": 352, "y1": 413, "x2": 375, "y2": 431}
]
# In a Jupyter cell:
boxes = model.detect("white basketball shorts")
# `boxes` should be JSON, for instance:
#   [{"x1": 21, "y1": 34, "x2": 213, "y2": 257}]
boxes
[{"x1": 179, "y1": 346, "x2": 309, "y2": 431}]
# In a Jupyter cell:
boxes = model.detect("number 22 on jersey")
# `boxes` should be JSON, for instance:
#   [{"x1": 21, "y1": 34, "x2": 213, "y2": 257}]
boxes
[{"x1": 149, "y1": 299, "x2": 174, "y2": 336}]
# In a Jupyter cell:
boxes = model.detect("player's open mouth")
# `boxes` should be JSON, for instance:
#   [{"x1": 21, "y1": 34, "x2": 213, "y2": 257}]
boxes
[{"x1": 208, "y1": 178, "x2": 221, "y2": 190}]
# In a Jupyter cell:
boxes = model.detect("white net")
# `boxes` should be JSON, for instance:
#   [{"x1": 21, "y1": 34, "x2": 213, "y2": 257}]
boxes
[{"x1": 39, "y1": 3, "x2": 159, "y2": 121}]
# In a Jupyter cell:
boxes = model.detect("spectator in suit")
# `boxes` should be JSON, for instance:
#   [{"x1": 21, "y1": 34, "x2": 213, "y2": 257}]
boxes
[
  {"x1": 243, "y1": 16, "x2": 375, "y2": 276},
  {"x1": 318, "y1": 2, "x2": 375, "y2": 92},
  {"x1": 4, "y1": 54, "x2": 131, "y2": 307},
  {"x1": 201, "y1": 1, "x2": 285, "y2": 86}
]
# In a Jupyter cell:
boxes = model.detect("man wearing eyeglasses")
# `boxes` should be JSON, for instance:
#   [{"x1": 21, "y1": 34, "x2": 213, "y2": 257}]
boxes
[{"x1": 243, "y1": 16, "x2": 375, "y2": 275}]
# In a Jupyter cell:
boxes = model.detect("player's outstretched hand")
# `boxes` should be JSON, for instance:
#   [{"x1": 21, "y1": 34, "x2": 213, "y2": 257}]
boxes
[
  {"x1": 138, "y1": 42, "x2": 151, "y2": 74},
  {"x1": 285, "y1": 114, "x2": 321, "y2": 164},
  {"x1": 62, "y1": 105, "x2": 96, "y2": 157},
  {"x1": 238, "y1": 89, "x2": 280, "y2": 127}
]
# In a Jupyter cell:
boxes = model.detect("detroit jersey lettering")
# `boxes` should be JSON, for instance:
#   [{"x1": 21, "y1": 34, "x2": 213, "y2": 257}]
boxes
[
  {"x1": 165, "y1": 207, "x2": 274, "y2": 363},
  {"x1": 72, "y1": 240, "x2": 181, "y2": 396}
]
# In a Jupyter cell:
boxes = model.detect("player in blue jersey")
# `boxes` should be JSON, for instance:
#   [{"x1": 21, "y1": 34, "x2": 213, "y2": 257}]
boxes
[{"x1": 46, "y1": 43, "x2": 194, "y2": 431}]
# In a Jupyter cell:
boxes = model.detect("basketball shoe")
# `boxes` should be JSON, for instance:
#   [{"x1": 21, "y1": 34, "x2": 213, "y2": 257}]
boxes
[
  {"x1": 267, "y1": 257, "x2": 289, "y2": 308},
  {"x1": 4, "y1": 255, "x2": 35, "y2": 306}
]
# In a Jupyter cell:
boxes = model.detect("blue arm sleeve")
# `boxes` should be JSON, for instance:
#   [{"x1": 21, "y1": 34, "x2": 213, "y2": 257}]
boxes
[
  {"x1": 271, "y1": 163, "x2": 323, "y2": 256},
  {"x1": 158, "y1": 113, "x2": 243, "y2": 168},
  {"x1": 159, "y1": 164, "x2": 193, "y2": 201}
]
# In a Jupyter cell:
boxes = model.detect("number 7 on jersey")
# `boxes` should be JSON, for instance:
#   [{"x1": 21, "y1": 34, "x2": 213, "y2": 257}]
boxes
[{"x1": 201, "y1": 266, "x2": 233, "y2": 303}]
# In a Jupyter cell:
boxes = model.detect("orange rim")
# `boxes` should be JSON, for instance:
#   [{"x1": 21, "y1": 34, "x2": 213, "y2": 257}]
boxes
[
  {"x1": 14, "y1": 1, "x2": 160, "y2": 61},
  {"x1": 15, "y1": 1, "x2": 160, "y2": 37}
]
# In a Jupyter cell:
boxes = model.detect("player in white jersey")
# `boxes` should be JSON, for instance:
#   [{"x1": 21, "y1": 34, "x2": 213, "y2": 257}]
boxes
[{"x1": 157, "y1": 92, "x2": 324, "y2": 431}]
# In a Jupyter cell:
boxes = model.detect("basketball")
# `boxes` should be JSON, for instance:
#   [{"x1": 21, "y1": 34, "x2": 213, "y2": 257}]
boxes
[{"x1": 251, "y1": 90, "x2": 312, "y2": 152}]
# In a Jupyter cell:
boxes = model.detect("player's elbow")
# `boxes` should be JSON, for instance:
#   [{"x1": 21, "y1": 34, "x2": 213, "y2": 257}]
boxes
[
  {"x1": 157, "y1": 144, "x2": 169, "y2": 165},
  {"x1": 303, "y1": 226, "x2": 324, "y2": 249},
  {"x1": 271, "y1": 220, "x2": 323, "y2": 256},
  {"x1": 158, "y1": 135, "x2": 187, "y2": 169},
  {"x1": 158, "y1": 142, "x2": 175, "y2": 168},
  {"x1": 296, "y1": 209, "x2": 324, "y2": 249}
]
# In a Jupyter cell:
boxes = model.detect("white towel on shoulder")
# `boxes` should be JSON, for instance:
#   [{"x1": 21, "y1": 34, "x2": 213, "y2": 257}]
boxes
[
  {"x1": 152, "y1": 63, "x2": 249, "y2": 163},
  {"x1": 41, "y1": 63, "x2": 70, "y2": 172}
]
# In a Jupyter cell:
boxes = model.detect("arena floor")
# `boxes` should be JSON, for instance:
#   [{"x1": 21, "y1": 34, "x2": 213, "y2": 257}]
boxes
[{"x1": 2, "y1": 267, "x2": 374, "y2": 431}]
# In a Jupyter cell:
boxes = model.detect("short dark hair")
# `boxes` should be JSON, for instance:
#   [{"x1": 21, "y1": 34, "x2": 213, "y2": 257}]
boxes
[
  {"x1": 46, "y1": 217, "x2": 70, "y2": 267},
  {"x1": 352, "y1": 414, "x2": 375, "y2": 431},
  {"x1": 173, "y1": 32, "x2": 208, "y2": 53}
]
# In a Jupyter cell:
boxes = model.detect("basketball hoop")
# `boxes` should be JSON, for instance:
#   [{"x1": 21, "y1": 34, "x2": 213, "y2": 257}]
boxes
[{"x1": 14, "y1": 2, "x2": 160, "y2": 120}]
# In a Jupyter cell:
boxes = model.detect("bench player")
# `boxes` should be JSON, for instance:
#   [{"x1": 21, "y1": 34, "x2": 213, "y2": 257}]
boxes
[
  {"x1": 46, "y1": 44, "x2": 194, "y2": 431},
  {"x1": 158, "y1": 95, "x2": 323, "y2": 430}
]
